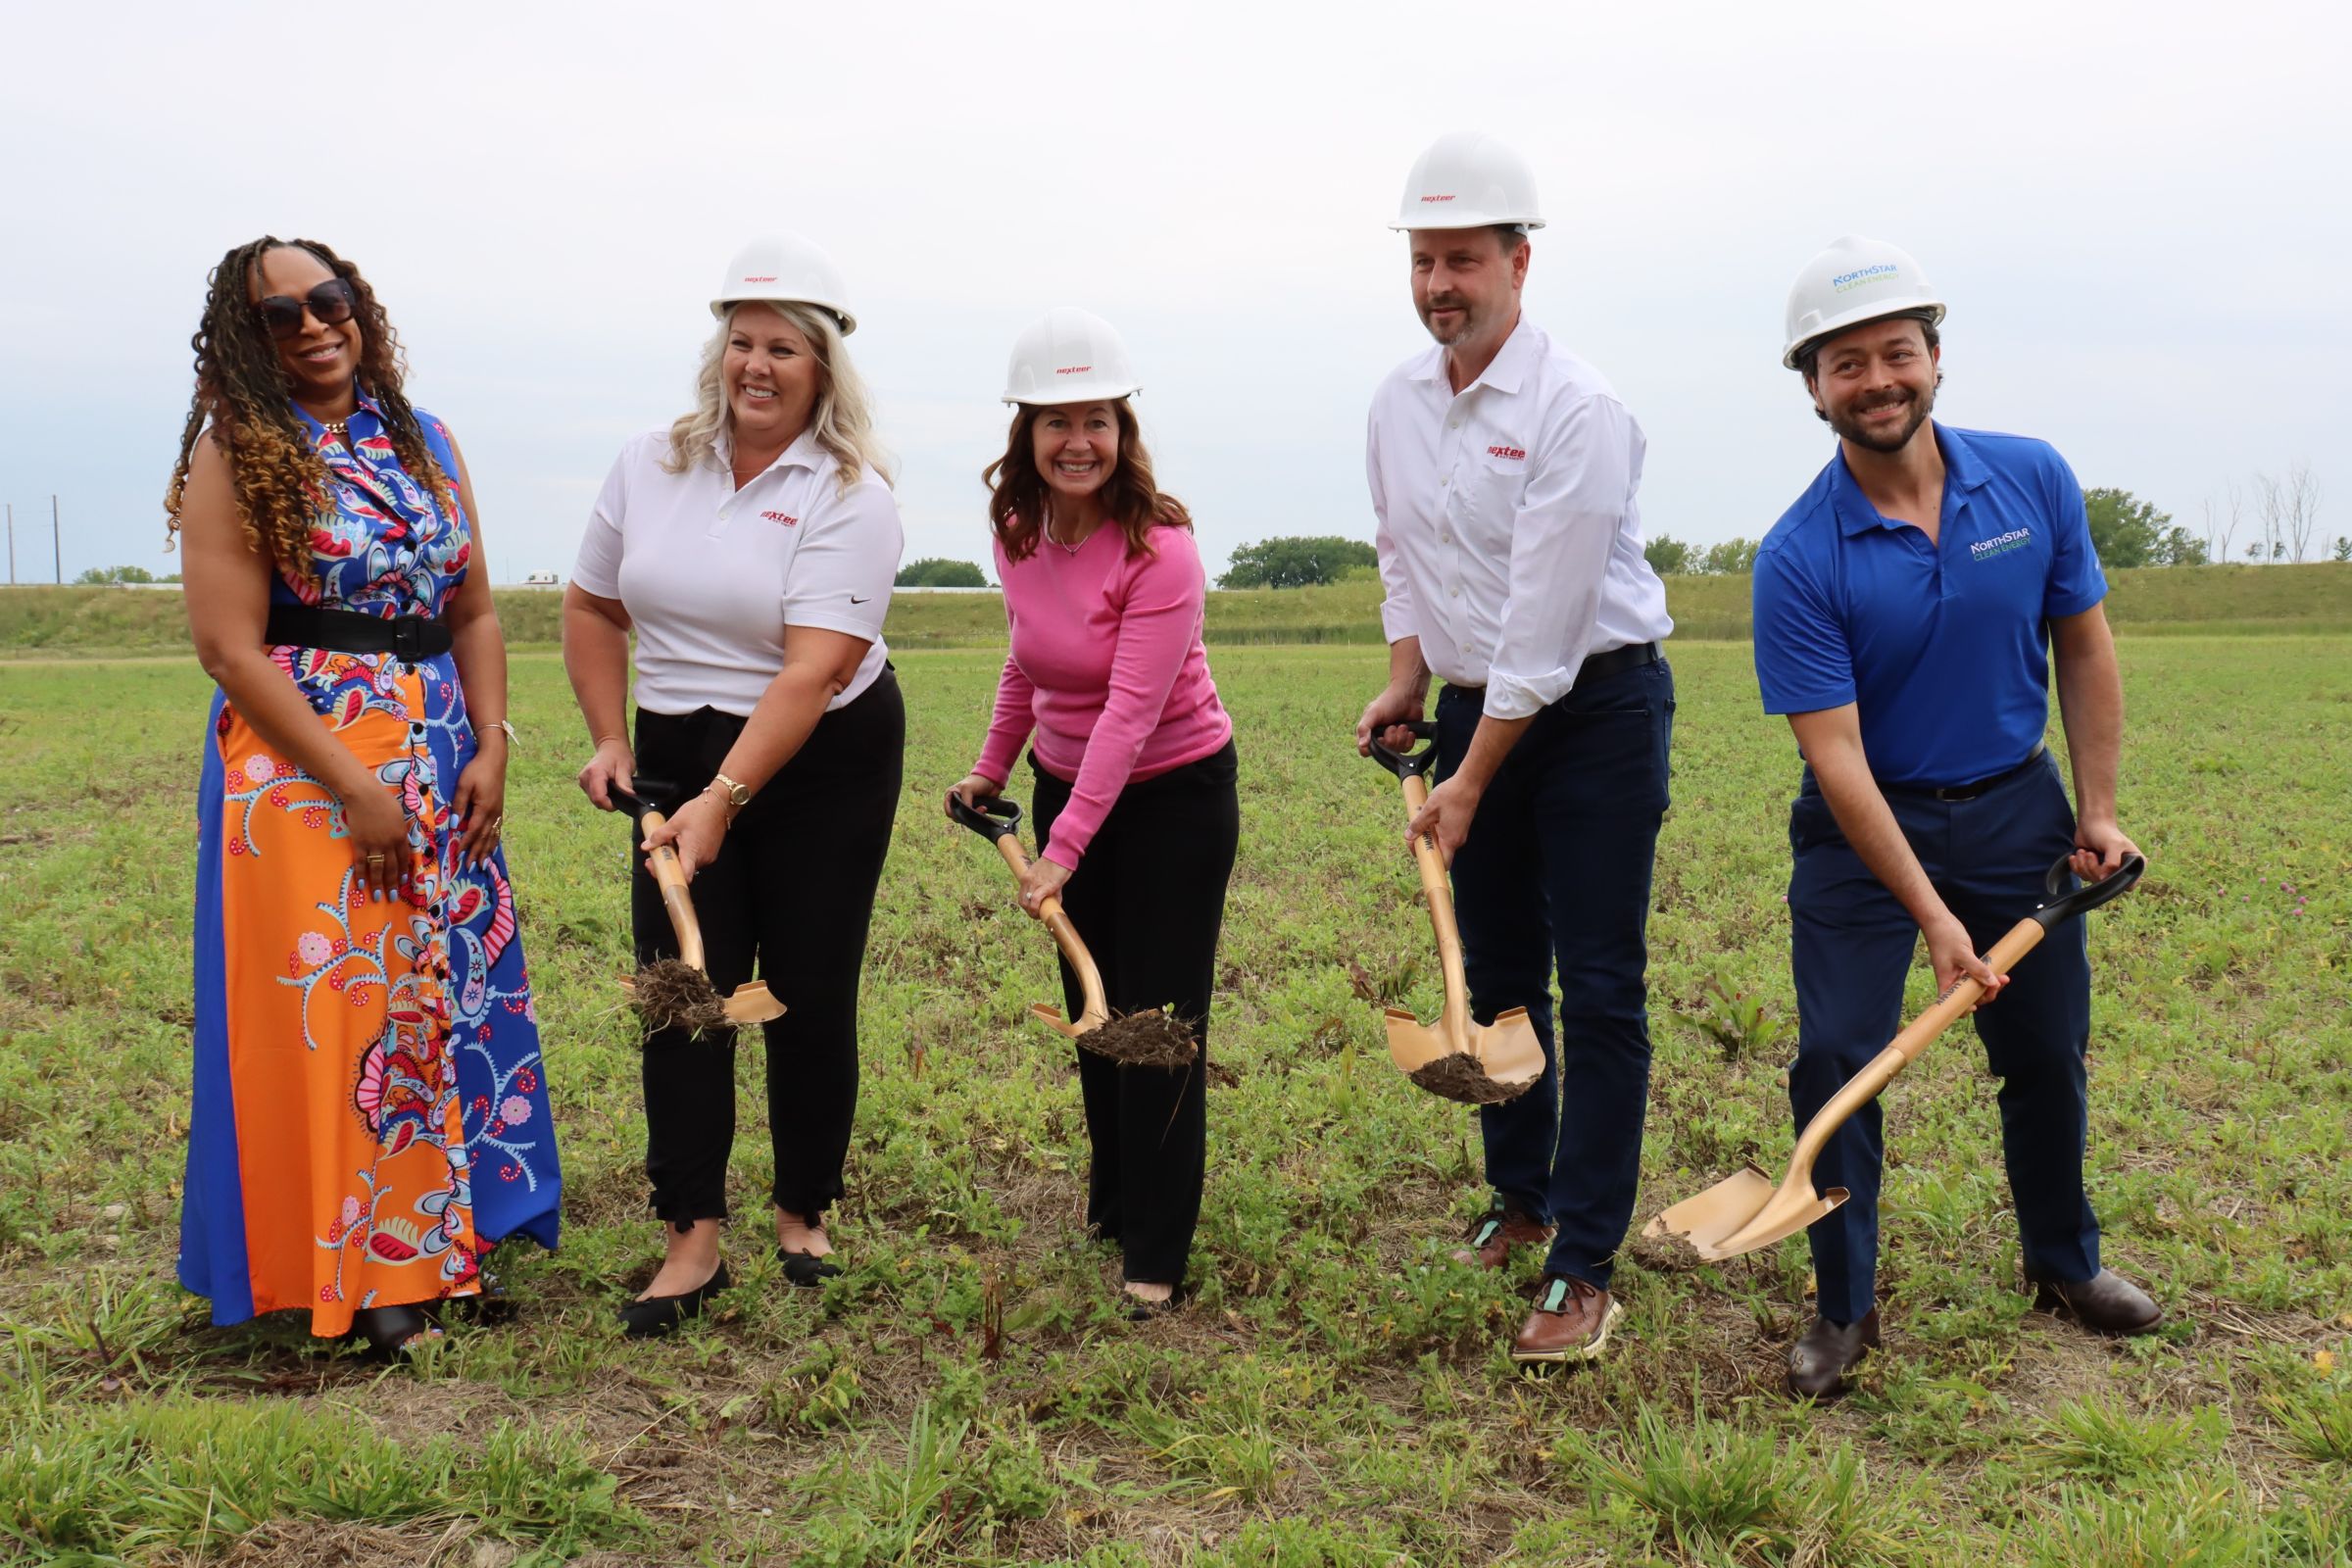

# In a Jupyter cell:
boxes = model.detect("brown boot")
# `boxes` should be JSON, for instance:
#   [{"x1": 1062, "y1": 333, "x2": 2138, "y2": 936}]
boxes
[
  {"x1": 1510, "y1": 1274, "x2": 1624, "y2": 1367},
  {"x1": 1787, "y1": 1309, "x2": 1879, "y2": 1398},
  {"x1": 1451, "y1": 1204, "x2": 1552, "y2": 1270},
  {"x1": 2031, "y1": 1270, "x2": 2163, "y2": 1335}
]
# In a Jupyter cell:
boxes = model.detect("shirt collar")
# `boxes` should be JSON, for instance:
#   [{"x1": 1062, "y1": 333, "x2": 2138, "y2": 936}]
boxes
[
  {"x1": 1828, "y1": 421, "x2": 1989, "y2": 536},
  {"x1": 1405, "y1": 314, "x2": 1538, "y2": 395},
  {"x1": 714, "y1": 423, "x2": 825, "y2": 478}
]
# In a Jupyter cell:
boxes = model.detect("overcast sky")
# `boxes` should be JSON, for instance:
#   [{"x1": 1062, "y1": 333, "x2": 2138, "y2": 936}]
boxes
[{"x1": 2, "y1": 1, "x2": 2344, "y2": 586}]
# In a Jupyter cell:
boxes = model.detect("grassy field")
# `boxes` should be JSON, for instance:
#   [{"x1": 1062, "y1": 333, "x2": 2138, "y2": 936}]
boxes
[
  {"x1": 3, "y1": 561, "x2": 2347, "y2": 657},
  {"x1": 1, "y1": 638, "x2": 2348, "y2": 1565}
]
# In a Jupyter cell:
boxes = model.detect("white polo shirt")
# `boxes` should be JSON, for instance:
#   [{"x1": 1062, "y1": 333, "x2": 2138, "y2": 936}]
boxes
[
  {"x1": 572, "y1": 425, "x2": 902, "y2": 716},
  {"x1": 1367, "y1": 317, "x2": 1672, "y2": 720}
]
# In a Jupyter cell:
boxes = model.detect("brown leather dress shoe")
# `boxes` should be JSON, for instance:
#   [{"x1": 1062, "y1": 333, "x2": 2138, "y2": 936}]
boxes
[
  {"x1": 1510, "y1": 1274, "x2": 1624, "y2": 1366},
  {"x1": 1452, "y1": 1205, "x2": 1552, "y2": 1270},
  {"x1": 1788, "y1": 1309, "x2": 1879, "y2": 1398},
  {"x1": 2031, "y1": 1269, "x2": 2163, "y2": 1335}
]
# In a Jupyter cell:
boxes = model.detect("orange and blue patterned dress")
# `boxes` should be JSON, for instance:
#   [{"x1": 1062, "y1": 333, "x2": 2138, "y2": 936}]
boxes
[{"x1": 178, "y1": 391, "x2": 560, "y2": 1334}]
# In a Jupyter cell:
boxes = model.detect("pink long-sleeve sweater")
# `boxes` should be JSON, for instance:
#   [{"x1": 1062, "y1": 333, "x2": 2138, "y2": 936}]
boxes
[{"x1": 972, "y1": 521, "x2": 1233, "y2": 871}]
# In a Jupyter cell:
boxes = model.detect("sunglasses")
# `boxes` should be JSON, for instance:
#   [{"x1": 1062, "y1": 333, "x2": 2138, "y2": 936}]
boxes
[{"x1": 253, "y1": 277, "x2": 358, "y2": 341}]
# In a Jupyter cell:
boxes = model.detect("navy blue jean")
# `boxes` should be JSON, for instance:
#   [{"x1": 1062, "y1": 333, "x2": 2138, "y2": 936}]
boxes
[
  {"x1": 1788, "y1": 752, "x2": 2100, "y2": 1326},
  {"x1": 1436, "y1": 658, "x2": 1675, "y2": 1288}
]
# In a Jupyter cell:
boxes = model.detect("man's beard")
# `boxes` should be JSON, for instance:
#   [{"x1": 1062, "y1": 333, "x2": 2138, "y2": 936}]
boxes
[
  {"x1": 1419, "y1": 295, "x2": 1478, "y2": 346},
  {"x1": 1830, "y1": 380, "x2": 1936, "y2": 453}
]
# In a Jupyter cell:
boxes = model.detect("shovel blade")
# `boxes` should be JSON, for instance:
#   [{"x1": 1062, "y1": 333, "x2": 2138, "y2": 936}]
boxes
[
  {"x1": 1643, "y1": 1165, "x2": 1850, "y2": 1262},
  {"x1": 1383, "y1": 1008, "x2": 1449, "y2": 1072},
  {"x1": 721, "y1": 981, "x2": 787, "y2": 1026},
  {"x1": 1473, "y1": 1007, "x2": 1543, "y2": 1087}
]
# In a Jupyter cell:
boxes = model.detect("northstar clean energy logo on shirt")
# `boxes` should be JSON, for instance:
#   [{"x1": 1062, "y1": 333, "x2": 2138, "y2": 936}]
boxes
[{"x1": 1970, "y1": 527, "x2": 2033, "y2": 563}]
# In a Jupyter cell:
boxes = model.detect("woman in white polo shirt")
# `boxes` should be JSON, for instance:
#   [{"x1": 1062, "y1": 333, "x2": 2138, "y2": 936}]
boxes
[{"x1": 564, "y1": 235, "x2": 904, "y2": 1337}]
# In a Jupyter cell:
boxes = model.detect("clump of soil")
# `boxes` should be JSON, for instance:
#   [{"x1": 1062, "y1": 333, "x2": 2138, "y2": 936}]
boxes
[
  {"x1": 1407, "y1": 1053, "x2": 1533, "y2": 1105},
  {"x1": 1627, "y1": 1223, "x2": 1710, "y2": 1273},
  {"x1": 1083, "y1": 1008, "x2": 1200, "y2": 1067},
  {"x1": 627, "y1": 959, "x2": 731, "y2": 1037}
]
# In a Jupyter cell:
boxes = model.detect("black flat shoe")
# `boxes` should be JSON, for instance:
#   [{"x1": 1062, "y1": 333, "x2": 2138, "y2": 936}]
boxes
[
  {"x1": 777, "y1": 1249, "x2": 843, "y2": 1287},
  {"x1": 618, "y1": 1261, "x2": 730, "y2": 1339},
  {"x1": 352, "y1": 1304, "x2": 444, "y2": 1362}
]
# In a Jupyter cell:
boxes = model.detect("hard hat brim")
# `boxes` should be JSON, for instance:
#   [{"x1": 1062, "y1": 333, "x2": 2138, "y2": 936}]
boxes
[
  {"x1": 1387, "y1": 217, "x2": 1547, "y2": 232},
  {"x1": 711, "y1": 297, "x2": 858, "y2": 336},
  {"x1": 1782, "y1": 302, "x2": 1946, "y2": 370}
]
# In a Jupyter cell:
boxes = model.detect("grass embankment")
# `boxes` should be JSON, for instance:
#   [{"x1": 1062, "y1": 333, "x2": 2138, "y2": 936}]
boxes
[
  {"x1": 4, "y1": 561, "x2": 2345, "y2": 657},
  {"x1": 2, "y1": 641, "x2": 2347, "y2": 1563}
]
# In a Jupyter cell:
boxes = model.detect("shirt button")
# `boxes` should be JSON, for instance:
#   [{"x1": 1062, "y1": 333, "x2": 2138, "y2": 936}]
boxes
[
  {"x1": 1442, "y1": 532, "x2": 1452, "y2": 544},
  {"x1": 1448, "y1": 418, "x2": 1462, "y2": 430},
  {"x1": 1448, "y1": 585, "x2": 1459, "y2": 598}
]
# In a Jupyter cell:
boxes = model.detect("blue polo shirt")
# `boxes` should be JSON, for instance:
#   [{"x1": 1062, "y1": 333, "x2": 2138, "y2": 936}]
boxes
[{"x1": 1752, "y1": 424, "x2": 2107, "y2": 787}]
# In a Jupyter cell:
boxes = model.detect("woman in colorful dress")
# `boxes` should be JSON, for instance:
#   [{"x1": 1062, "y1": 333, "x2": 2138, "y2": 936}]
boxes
[
  {"x1": 947, "y1": 309, "x2": 1239, "y2": 1318},
  {"x1": 564, "y1": 235, "x2": 905, "y2": 1338},
  {"x1": 170, "y1": 236, "x2": 560, "y2": 1355}
]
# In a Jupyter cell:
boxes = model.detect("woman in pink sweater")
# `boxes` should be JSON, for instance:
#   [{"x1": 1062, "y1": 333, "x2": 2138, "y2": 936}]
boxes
[{"x1": 948, "y1": 309, "x2": 1238, "y2": 1317}]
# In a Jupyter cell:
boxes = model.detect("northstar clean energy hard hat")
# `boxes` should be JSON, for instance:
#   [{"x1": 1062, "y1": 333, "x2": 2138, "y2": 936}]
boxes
[
  {"x1": 1390, "y1": 132, "x2": 1546, "y2": 231},
  {"x1": 1002, "y1": 308, "x2": 1140, "y2": 406},
  {"x1": 1781, "y1": 235, "x2": 1944, "y2": 368},
  {"x1": 710, "y1": 234, "x2": 857, "y2": 335}
]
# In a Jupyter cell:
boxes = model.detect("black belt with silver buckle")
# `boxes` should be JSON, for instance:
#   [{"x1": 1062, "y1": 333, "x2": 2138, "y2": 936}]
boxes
[
  {"x1": 1878, "y1": 742, "x2": 2048, "y2": 803},
  {"x1": 1442, "y1": 641, "x2": 1661, "y2": 701},
  {"x1": 264, "y1": 605, "x2": 452, "y2": 660}
]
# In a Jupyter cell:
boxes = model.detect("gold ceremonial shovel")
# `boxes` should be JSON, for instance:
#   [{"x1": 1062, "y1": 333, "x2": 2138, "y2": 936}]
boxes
[
  {"x1": 1367, "y1": 722, "x2": 1544, "y2": 1105},
  {"x1": 613, "y1": 779, "x2": 785, "y2": 1032},
  {"x1": 1644, "y1": 852, "x2": 2144, "y2": 1261}
]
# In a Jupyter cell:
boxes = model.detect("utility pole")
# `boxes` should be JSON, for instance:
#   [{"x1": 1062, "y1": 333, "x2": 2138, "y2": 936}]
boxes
[{"x1": 52, "y1": 495, "x2": 62, "y2": 584}]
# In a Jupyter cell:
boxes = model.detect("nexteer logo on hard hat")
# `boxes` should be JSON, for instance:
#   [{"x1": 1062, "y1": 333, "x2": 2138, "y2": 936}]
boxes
[
  {"x1": 1055, "y1": 365, "x2": 1092, "y2": 375},
  {"x1": 743, "y1": 274, "x2": 777, "y2": 283},
  {"x1": 1831, "y1": 264, "x2": 1900, "y2": 293},
  {"x1": 1421, "y1": 193, "x2": 1456, "y2": 203}
]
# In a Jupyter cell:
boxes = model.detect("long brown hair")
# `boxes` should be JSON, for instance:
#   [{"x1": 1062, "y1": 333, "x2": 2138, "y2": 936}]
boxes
[
  {"x1": 164, "y1": 237, "x2": 453, "y2": 563},
  {"x1": 984, "y1": 399, "x2": 1191, "y2": 564}
]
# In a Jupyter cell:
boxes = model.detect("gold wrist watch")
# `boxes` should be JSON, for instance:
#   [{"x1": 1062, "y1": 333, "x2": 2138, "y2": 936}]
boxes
[{"x1": 706, "y1": 771, "x2": 752, "y2": 824}]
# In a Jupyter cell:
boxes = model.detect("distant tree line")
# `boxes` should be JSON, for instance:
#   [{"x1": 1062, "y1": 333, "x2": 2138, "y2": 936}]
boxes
[
  {"x1": 1217, "y1": 536, "x2": 1379, "y2": 589},
  {"x1": 895, "y1": 558, "x2": 988, "y2": 588},
  {"x1": 1642, "y1": 537, "x2": 1760, "y2": 576}
]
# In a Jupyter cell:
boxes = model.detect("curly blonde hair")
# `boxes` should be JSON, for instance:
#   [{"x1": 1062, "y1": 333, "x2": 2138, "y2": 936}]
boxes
[
  {"x1": 665, "y1": 302, "x2": 892, "y2": 494},
  {"x1": 164, "y1": 237, "x2": 453, "y2": 562}
]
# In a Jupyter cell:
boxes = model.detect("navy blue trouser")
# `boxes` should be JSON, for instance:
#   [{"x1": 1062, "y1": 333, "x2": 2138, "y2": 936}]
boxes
[
  {"x1": 1436, "y1": 658, "x2": 1675, "y2": 1289},
  {"x1": 1788, "y1": 751, "x2": 2100, "y2": 1326}
]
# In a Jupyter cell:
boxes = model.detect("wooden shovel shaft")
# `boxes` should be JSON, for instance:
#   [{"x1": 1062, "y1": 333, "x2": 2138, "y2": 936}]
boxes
[
  {"x1": 639, "y1": 809, "x2": 707, "y2": 975},
  {"x1": 1785, "y1": 915, "x2": 2047, "y2": 1172},
  {"x1": 1399, "y1": 774, "x2": 1473, "y2": 1051},
  {"x1": 993, "y1": 833, "x2": 1110, "y2": 1027}
]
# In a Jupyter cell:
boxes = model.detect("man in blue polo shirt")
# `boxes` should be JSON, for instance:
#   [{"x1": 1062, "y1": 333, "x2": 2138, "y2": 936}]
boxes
[{"x1": 1752, "y1": 236, "x2": 2158, "y2": 1400}]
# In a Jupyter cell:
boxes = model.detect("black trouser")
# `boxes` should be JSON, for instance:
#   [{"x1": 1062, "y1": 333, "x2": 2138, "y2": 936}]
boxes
[
  {"x1": 630, "y1": 670, "x2": 904, "y2": 1231},
  {"x1": 1031, "y1": 741, "x2": 1240, "y2": 1287}
]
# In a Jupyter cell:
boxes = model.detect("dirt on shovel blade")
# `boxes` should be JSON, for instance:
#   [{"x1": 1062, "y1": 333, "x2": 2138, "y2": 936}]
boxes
[
  {"x1": 1084, "y1": 1008, "x2": 1200, "y2": 1067},
  {"x1": 1407, "y1": 1052, "x2": 1532, "y2": 1105},
  {"x1": 629, "y1": 958, "x2": 733, "y2": 1037},
  {"x1": 1627, "y1": 1224, "x2": 1709, "y2": 1273}
]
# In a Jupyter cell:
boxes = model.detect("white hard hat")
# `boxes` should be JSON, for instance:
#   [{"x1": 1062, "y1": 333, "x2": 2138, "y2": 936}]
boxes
[
  {"x1": 1390, "y1": 132, "x2": 1546, "y2": 231},
  {"x1": 710, "y1": 234, "x2": 856, "y2": 335},
  {"x1": 1782, "y1": 235, "x2": 1944, "y2": 369},
  {"x1": 1002, "y1": 308, "x2": 1140, "y2": 406}
]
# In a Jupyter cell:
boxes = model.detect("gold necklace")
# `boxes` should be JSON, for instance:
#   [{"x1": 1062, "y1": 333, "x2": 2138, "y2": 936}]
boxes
[{"x1": 320, "y1": 418, "x2": 350, "y2": 439}]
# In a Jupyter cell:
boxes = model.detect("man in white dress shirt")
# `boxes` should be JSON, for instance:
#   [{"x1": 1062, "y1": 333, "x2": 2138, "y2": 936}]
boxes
[{"x1": 1356, "y1": 132, "x2": 1676, "y2": 1366}]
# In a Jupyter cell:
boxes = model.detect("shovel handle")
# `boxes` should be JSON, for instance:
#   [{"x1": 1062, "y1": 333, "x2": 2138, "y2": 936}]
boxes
[
  {"x1": 637, "y1": 808, "x2": 708, "y2": 976},
  {"x1": 1786, "y1": 852, "x2": 2144, "y2": 1172},
  {"x1": 1399, "y1": 773, "x2": 1475, "y2": 1049},
  {"x1": 987, "y1": 818, "x2": 1111, "y2": 1031}
]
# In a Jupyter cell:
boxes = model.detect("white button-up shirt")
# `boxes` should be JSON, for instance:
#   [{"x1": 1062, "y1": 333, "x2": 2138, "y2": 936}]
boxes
[
  {"x1": 572, "y1": 425, "x2": 902, "y2": 717},
  {"x1": 1367, "y1": 318, "x2": 1672, "y2": 720}
]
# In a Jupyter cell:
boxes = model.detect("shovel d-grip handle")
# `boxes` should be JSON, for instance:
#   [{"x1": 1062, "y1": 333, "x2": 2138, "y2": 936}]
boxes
[
  {"x1": 950, "y1": 792, "x2": 1110, "y2": 1034},
  {"x1": 1368, "y1": 719, "x2": 1441, "y2": 781},
  {"x1": 1786, "y1": 852, "x2": 2145, "y2": 1175}
]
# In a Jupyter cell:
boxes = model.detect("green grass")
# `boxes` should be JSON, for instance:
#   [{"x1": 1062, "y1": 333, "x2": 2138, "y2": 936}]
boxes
[
  {"x1": 1, "y1": 637, "x2": 2348, "y2": 1563},
  {"x1": 4, "y1": 560, "x2": 2344, "y2": 656}
]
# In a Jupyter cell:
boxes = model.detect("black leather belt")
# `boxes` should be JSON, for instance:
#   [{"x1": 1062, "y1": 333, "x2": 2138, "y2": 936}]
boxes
[
  {"x1": 1877, "y1": 742, "x2": 2048, "y2": 802},
  {"x1": 1444, "y1": 641, "x2": 1662, "y2": 701},
  {"x1": 264, "y1": 605, "x2": 451, "y2": 660}
]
